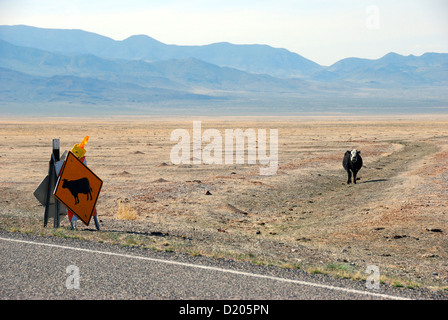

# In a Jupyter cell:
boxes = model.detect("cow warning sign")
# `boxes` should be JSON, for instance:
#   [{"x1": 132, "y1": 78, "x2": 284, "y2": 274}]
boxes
[{"x1": 54, "y1": 151, "x2": 103, "y2": 226}]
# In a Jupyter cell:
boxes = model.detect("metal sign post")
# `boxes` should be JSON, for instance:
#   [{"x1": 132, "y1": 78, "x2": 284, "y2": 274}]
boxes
[
  {"x1": 53, "y1": 138, "x2": 61, "y2": 228},
  {"x1": 43, "y1": 139, "x2": 61, "y2": 228}
]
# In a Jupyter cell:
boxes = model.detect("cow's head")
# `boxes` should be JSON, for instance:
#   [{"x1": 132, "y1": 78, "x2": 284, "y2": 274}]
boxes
[
  {"x1": 350, "y1": 149, "x2": 361, "y2": 163},
  {"x1": 62, "y1": 179, "x2": 68, "y2": 188}
]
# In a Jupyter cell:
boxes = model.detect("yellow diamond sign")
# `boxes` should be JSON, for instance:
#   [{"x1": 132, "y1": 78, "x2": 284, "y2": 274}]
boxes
[{"x1": 54, "y1": 151, "x2": 103, "y2": 226}]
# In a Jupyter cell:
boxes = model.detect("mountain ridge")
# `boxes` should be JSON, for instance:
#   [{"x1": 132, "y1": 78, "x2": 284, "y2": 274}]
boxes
[
  {"x1": 0, "y1": 25, "x2": 322, "y2": 78},
  {"x1": 0, "y1": 25, "x2": 447, "y2": 115}
]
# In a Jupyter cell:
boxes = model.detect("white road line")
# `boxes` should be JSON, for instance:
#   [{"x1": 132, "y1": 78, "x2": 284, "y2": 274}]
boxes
[{"x1": 0, "y1": 236, "x2": 410, "y2": 300}]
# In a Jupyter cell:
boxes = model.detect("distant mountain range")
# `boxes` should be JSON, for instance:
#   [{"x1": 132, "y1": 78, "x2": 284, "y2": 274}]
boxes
[{"x1": 0, "y1": 25, "x2": 447, "y2": 115}]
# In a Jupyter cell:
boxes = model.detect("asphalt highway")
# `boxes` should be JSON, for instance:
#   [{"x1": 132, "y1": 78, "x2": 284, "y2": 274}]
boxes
[{"x1": 1, "y1": 230, "x2": 443, "y2": 307}]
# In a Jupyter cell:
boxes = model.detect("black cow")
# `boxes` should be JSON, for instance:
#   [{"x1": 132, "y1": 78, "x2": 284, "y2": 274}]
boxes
[
  {"x1": 342, "y1": 149, "x2": 362, "y2": 184},
  {"x1": 62, "y1": 178, "x2": 92, "y2": 204}
]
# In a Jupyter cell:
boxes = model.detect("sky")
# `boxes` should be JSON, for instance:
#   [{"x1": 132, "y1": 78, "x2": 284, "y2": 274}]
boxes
[{"x1": 0, "y1": 0, "x2": 447, "y2": 66}]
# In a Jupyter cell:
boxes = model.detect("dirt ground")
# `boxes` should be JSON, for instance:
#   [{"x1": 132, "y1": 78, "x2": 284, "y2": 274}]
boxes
[{"x1": 0, "y1": 115, "x2": 447, "y2": 293}]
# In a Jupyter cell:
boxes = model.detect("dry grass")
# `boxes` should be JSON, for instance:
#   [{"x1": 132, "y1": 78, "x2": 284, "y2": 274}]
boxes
[
  {"x1": 1, "y1": 115, "x2": 448, "y2": 293},
  {"x1": 116, "y1": 199, "x2": 138, "y2": 221}
]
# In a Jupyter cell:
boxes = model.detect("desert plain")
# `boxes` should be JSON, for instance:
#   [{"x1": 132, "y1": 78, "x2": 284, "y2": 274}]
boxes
[{"x1": 0, "y1": 115, "x2": 447, "y2": 293}]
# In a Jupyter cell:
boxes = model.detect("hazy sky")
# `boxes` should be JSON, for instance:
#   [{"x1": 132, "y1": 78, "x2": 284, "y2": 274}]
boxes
[{"x1": 1, "y1": 0, "x2": 447, "y2": 65}]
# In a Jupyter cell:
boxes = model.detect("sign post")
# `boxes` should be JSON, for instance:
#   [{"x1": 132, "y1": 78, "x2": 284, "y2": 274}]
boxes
[
  {"x1": 53, "y1": 139, "x2": 60, "y2": 228},
  {"x1": 41, "y1": 139, "x2": 62, "y2": 228}
]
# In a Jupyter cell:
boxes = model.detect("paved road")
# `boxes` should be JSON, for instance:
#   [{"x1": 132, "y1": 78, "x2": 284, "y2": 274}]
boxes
[{"x1": 0, "y1": 230, "x2": 443, "y2": 307}]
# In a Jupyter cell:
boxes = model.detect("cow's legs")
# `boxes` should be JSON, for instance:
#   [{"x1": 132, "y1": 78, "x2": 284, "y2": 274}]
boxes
[
  {"x1": 347, "y1": 170, "x2": 352, "y2": 184},
  {"x1": 353, "y1": 170, "x2": 358, "y2": 184}
]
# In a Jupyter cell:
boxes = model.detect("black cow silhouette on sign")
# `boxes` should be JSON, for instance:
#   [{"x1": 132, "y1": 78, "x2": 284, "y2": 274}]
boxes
[{"x1": 62, "y1": 178, "x2": 93, "y2": 205}]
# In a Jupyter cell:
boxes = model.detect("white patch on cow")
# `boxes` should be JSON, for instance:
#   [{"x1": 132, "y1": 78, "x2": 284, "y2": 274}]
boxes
[{"x1": 351, "y1": 149, "x2": 359, "y2": 162}]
